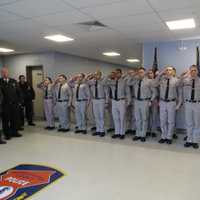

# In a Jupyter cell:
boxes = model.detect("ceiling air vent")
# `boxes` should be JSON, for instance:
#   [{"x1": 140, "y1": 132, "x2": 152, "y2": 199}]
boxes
[{"x1": 77, "y1": 20, "x2": 107, "y2": 31}]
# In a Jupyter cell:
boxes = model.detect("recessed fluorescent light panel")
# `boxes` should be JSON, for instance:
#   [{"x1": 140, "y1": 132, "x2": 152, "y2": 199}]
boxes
[
  {"x1": 0, "y1": 47, "x2": 14, "y2": 53},
  {"x1": 126, "y1": 58, "x2": 140, "y2": 63},
  {"x1": 103, "y1": 52, "x2": 120, "y2": 57},
  {"x1": 166, "y1": 18, "x2": 196, "y2": 30},
  {"x1": 44, "y1": 34, "x2": 74, "y2": 42}
]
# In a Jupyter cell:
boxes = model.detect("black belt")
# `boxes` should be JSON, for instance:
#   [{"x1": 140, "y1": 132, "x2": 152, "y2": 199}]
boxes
[
  {"x1": 57, "y1": 100, "x2": 68, "y2": 102},
  {"x1": 44, "y1": 97, "x2": 53, "y2": 100},
  {"x1": 161, "y1": 98, "x2": 176, "y2": 102},
  {"x1": 112, "y1": 98, "x2": 125, "y2": 101},
  {"x1": 136, "y1": 98, "x2": 150, "y2": 101},
  {"x1": 76, "y1": 99, "x2": 88, "y2": 102},
  {"x1": 93, "y1": 98, "x2": 105, "y2": 100},
  {"x1": 186, "y1": 100, "x2": 200, "y2": 103}
]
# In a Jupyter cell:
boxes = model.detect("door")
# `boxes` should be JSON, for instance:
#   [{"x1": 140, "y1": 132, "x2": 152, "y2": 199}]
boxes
[{"x1": 26, "y1": 66, "x2": 44, "y2": 119}]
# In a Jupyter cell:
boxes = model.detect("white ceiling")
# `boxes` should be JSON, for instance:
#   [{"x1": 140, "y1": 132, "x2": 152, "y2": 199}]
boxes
[{"x1": 0, "y1": 0, "x2": 200, "y2": 66}]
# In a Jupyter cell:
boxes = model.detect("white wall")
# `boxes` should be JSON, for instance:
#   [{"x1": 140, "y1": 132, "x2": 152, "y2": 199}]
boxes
[{"x1": 3, "y1": 51, "x2": 130, "y2": 79}]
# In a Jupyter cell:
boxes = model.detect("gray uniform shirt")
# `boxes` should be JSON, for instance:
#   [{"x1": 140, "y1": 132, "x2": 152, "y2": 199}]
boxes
[
  {"x1": 155, "y1": 75, "x2": 181, "y2": 101},
  {"x1": 127, "y1": 77, "x2": 156, "y2": 101},
  {"x1": 87, "y1": 78, "x2": 108, "y2": 100},
  {"x1": 55, "y1": 82, "x2": 73, "y2": 105},
  {"x1": 181, "y1": 76, "x2": 200, "y2": 101},
  {"x1": 106, "y1": 77, "x2": 131, "y2": 103}
]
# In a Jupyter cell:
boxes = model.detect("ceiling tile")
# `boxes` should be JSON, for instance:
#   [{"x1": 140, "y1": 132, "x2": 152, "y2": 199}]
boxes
[
  {"x1": 0, "y1": 9, "x2": 25, "y2": 23},
  {"x1": 101, "y1": 13, "x2": 163, "y2": 29},
  {"x1": 82, "y1": 0, "x2": 153, "y2": 20},
  {"x1": 62, "y1": 0, "x2": 122, "y2": 9},
  {"x1": 148, "y1": 0, "x2": 200, "y2": 11},
  {"x1": 0, "y1": 0, "x2": 73, "y2": 18},
  {"x1": 158, "y1": 8, "x2": 198, "y2": 21},
  {"x1": 34, "y1": 10, "x2": 92, "y2": 27}
]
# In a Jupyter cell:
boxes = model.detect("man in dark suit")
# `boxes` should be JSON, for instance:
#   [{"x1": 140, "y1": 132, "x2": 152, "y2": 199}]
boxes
[
  {"x1": 18, "y1": 75, "x2": 35, "y2": 126},
  {"x1": 0, "y1": 67, "x2": 22, "y2": 140}
]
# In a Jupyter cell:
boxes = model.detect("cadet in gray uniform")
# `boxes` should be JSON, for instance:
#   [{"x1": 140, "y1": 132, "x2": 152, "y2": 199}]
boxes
[
  {"x1": 181, "y1": 65, "x2": 200, "y2": 149},
  {"x1": 147, "y1": 69, "x2": 159, "y2": 137},
  {"x1": 87, "y1": 71, "x2": 108, "y2": 137},
  {"x1": 54, "y1": 74, "x2": 72, "y2": 132},
  {"x1": 38, "y1": 77, "x2": 55, "y2": 130},
  {"x1": 69, "y1": 73, "x2": 91, "y2": 134},
  {"x1": 125, "y1": 69, "x2": 136, "y2": 135},
  {"x1": 155, "y1": 66, "x2": 182, "y2": 144},
  {"x1": 107, "y1": 69, "x2": 131, "y2": 140},
  {"x1": 128, "y1": 67, "x2": 156, "y2": 142}
]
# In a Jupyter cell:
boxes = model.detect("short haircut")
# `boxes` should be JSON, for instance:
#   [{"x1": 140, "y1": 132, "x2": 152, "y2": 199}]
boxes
[
  {"x1": 19, "y1": 75, "x2": 25, "y2": 80},
  {"x1": 190, "y1": 64, "x2": 198, "y2": 70},
  {"x1": 46, "y1": 76, "x2": 52, "y2": 83},
  {"x1": 116, "y1": 68, "x2": 122, "y2": 74},
  {"x1": 138, "y1": 67, "x2": 146, "y2": 71},
  {"x1": 80, "y1": 73, "x2": 85, "y2": 78},
  {"x1": 59, "y1": 74, "x2": 67, "y2": 80}
]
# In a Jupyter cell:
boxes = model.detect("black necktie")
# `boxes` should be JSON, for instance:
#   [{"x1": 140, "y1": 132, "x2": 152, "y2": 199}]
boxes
[
  {"x1": 76, "y1": 84, "x2": 80, "y2": 100},
  {"x1": 45, "y1": 87, "x2": 48, "y2": 98},
  {"x1": 58, "y1": 84, "x2": 62, "y2": 99},
  {"x1": 114, "y1": 80, "x2": 118, "y2": 100},
  {"x1": 137, "y1": 80, "x2": 142, "y2": 99},
  {"x1": 165, "y1": 79, "x2": 170, "y2": 100},
  {"x1": 95, "y1": 80, "x2": 98, "y2": 99},
  {"x1": 191, "y1": 79, "x2": 195, "y2": 101},
  {"x1": 129, "y1": 85, "x2": 133, "y2": 97}
]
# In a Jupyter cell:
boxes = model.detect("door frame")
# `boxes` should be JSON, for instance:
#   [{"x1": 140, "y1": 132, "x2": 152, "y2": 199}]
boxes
[
  {"x1": 26, "y1": 65, "x2": 44, "y2": 119},
  {"x1": 26, "y1": 65, "x2": 44, "y2": 86}
]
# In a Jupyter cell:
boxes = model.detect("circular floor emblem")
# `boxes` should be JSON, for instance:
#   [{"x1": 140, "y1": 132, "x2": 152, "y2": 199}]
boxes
[{"x1": 0, "y1": 186, "x2": 14, "y2": 199}]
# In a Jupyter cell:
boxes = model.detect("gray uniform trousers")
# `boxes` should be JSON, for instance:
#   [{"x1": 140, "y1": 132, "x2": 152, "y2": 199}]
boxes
[
  {"x1": 134, "y1": 99, "x2": 150, "y2": 137},
  {"x1": 185, "y1": 102, "x2": 200, "y2": 143},
  {"x1": 44, "y1": 98, "x2": 55, "y2": 127},
  {"x1": 57, "y1": 101, "x2": 69, "y2": 129}
]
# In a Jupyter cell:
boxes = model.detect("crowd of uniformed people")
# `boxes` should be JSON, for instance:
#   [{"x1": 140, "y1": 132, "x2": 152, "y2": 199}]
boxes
[{"x1": 0, "y1": 65, "x2": 199, "y2": 149}]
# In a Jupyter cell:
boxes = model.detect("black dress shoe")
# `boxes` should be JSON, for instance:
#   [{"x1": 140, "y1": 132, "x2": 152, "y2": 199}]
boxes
[
  {"x1": 75, "y1": 130, "x2": 81, "y2": 134},
  {"x1": 91, "y1": 127, "x2": 96, "y2": 131},
  {"x1": 120, "y1": 135, "x2": 125, "y2": 140},
  {"x1": 62, "y1": 129, "x2": 70, "y2": 132},
  {"x1": 18, "y1": 127, "x2": 24, "y2": 131},
  {"x1": 166, "y1": 139, "x2": 172, "y2": 144},
  {"x1": 192, "y1": 143, "x2": 199, "y2": 149},
  {"x1": 112, "y1": 134, "x2": 120, "y2": 139},
  {"x1": 58, "y1": 128, "x2": 63, "y2": 132},
  {"x1": 28, "y1": 123, "x2": 36, "y2": 126},
  {"x1": 151, "y1": 133, "x2": 157, "y2": 138},
  {"x1": 184, "y1": 142, "x2": 192, "y2": 148},
  {"x1": 107, "y1": 128, "x2": 115, "y2": 132},
  {"x1": 81, "y1": 130, "x2": 87, "y2": 134},
  {"x1": 99, "y1": 132, "x2": 105, "y2": 137},
  {"x1": 0, "y1": 140, "x2": 6, "y2": 144},
  {"x1": 92, "y1": 132, "x2": 99, "y2": 136},
  {"x1": 48, "y1": 127, "x2": 55, "y2": 130},
  {"x1": 158, "y1": 139, "x2": 166, "y2": 144},
  {"x1": 13, "y1": 133, "x2": 22, "y2": 137},
  {"x1": 5, "y1": 136, "x2": 11, "y2": 140},
  {"x1": 140, "y1": 137, "x2": 146, "y2": 142},
  {"x1": 45, "y1": 126, "x2": 50, "y2": 130},
  {"x1": 173, "y1": 134, "x2": 178, "y2": 139},
  {"x1": 133, "y1": 136, "x2": 141, "y2": 141}
]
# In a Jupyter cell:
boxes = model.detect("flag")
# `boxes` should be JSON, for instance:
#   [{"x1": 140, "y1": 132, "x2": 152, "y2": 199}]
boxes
[
  {"x1": 196, "y1": 46, "x2": 200, "y2": 76},
  {"x1": 152, "y1": 47, "x2": 158, "y2": 76}
]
